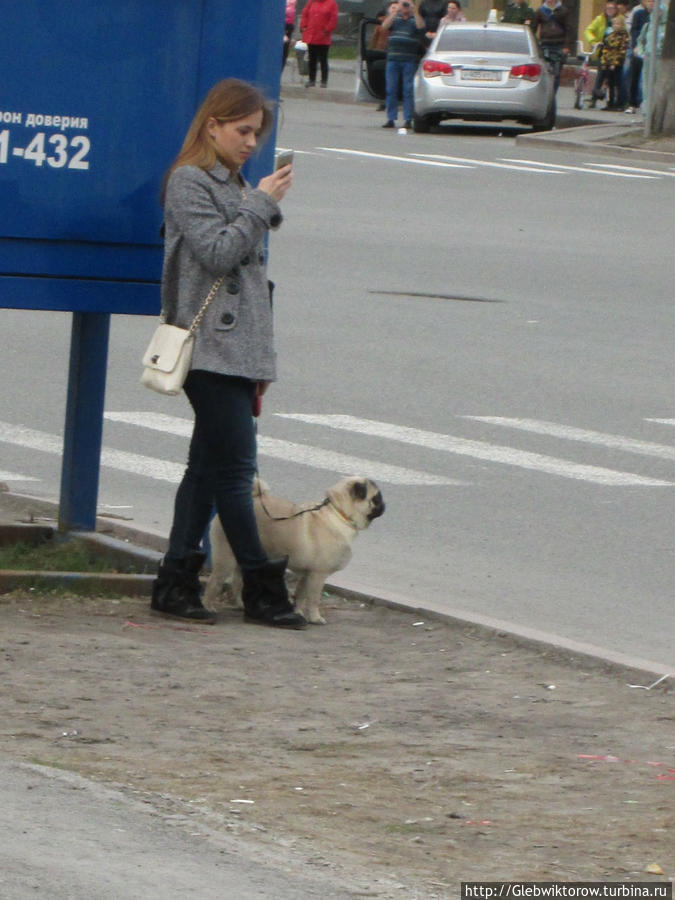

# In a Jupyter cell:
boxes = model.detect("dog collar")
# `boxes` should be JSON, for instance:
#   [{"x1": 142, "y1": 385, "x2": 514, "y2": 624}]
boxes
[{"x1": 328, "y1": 499, "x2": 358, "y2": 531}]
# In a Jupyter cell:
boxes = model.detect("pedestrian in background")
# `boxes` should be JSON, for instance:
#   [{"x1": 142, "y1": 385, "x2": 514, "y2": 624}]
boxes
[
  {"x1": 369, "y1": 3, "x2": 399, "y2": 109},
  {"x1": 531, "y1": 0, "x2": 572, "y2": 94},
  {"x1": 502, "y1": 0, "x2": 535, "y2": 26},
  {"x1": 300, "y1": 0, "x2": 339, "y2": 88},
  {"x1": 635, "y1": 0, "x2": 667, "y2": 113},
  {"x1": 152, "y1": 79, "x2": 306, "y2": 630},
  {"x1": 282, "y1": 0, "x2": 297, "y2": 70},
  {"x1": 625, "y1": 0, "x2": 653, "y2": 112},
  {"x1": 600, "y1": 13, "x2": 629, "y2": 108},
  {"x1": 585, "y1": 0, "x2": 617, "y2": 106},
  {"x1": 439, "y1": 0, "x2": 467, "y2": 25},
  {"x1": 419, "y1": 0, "x2": 449, "y2": 42},
  {"x1": 381, "y1": 0, "x2": 426, "y2": 129}
]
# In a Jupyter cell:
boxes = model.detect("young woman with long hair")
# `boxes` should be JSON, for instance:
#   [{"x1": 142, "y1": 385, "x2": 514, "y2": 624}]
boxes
[{"x1": 151, "y1": 79, "x2": 306, "y2": 630}]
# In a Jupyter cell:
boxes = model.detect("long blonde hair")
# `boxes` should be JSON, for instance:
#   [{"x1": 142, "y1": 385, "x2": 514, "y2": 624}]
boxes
[{"x1": 162, "y1": 79, "x2": 274, "y2": 201}]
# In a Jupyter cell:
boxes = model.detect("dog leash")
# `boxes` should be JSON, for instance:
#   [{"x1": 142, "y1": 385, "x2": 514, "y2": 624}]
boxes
[
  {"x1": 254, "y1": 474, "x2": 331, "y2": 522},
  {"x1": 252, "y1": 418, "x2": 331, "y2": 522}
]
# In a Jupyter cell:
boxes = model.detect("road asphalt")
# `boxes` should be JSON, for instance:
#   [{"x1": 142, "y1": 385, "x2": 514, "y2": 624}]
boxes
[{"x1": 1, "y1": 74, "x2": 672, "y2": 896}]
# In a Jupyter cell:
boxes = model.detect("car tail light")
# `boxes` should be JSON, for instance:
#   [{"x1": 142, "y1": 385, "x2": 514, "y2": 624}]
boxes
[
  {"x1": 422, "y1": 59, "x2": 454, "y2": 77},
  {"x1": 510, "y1": 64, "x2": 541, "y2": 81}
]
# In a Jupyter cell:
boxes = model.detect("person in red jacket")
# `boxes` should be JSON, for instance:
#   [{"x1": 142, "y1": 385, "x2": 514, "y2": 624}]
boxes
[{"x1": 300, "y1": 0, "x2": 339, "y2": 87}]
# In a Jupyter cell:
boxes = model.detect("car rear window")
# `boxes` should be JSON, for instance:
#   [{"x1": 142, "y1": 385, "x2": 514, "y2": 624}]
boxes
[{"x1": 436, "y1": 28, "x2": 531, "y2": 54}]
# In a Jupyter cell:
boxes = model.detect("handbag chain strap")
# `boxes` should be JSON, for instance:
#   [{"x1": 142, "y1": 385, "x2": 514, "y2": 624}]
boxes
[{"x1": 187, "y1": 274, "x2": 226, "y2": 336}]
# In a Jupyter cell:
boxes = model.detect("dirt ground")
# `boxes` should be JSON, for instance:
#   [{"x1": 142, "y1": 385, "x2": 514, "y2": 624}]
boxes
[{"x1": 0, "y1": 588, "x2": 673, "y2": 898}]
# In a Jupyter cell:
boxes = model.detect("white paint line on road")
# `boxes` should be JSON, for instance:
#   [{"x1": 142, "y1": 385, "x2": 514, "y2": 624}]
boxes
[
  {"x1": 0, "y1": 470, "x2": 39, "y2": 482},
  {"x1": 0, "y1": 420, "x2": 186, "y2": 483},
  {"x1": 105, "y1": 411, "x2": 192, "y2": 436},
  {"x1": 463, "y1": 416, "x2": 675, "y2": 461},
  {"x1": 277, "y1": 414, "x2": 673, "y2": 486},
  {"x1": 104, "y1": 412, "x2": 463, "y2": 486},
  {"x1": 316, "y1": 147, "x2": 473, "y2": 169},
  {"x1": 585, "y1": 162, "x2": 675, "y2": 177},
  {"x1": 498, "y1": 158, "x2": 658, "y2": 179},
  {"x1": 259, "y1": 437, "x2": 461, "y2": 485},
  {"x1": 410, "y1": 152, "x2": 565, "y2": 174},
  {"x1": 646, "y1": 418, "x2": 675, "y2": 427}
]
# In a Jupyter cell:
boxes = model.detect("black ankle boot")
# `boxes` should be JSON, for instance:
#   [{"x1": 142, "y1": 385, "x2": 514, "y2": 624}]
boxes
[
  {"x1": 151, "y1": 552, "x2": 216, "y2": 623},
  {"x1": 242, "y1": 558, "x2": 307, "y2": 629}
]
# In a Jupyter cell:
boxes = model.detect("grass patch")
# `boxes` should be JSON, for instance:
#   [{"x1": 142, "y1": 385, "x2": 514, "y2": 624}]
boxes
[
  {"x1": 330, "y1": 44, "x2": 357, "y2": 60},
  {"x1": 0, "y1": 539, "x2": 117, "y2": 573}
]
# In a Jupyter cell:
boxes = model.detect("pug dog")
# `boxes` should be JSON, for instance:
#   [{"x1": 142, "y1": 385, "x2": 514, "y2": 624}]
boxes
[{"x1": 204, "y1": 476, "x2": 385, "y2": 624}]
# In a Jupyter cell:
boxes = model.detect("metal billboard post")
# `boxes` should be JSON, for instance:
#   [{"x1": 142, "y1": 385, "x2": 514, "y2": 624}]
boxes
[{"x1": 58, "y1": 312, "x2": 111, "y2": 532}]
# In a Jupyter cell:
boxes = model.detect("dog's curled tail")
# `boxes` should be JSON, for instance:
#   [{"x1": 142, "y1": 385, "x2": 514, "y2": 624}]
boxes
[{"x1": 252, "y1": 476, "x2": 271, "y2": 496}]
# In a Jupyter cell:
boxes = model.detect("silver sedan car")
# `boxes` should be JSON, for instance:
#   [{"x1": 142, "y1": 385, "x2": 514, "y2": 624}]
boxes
[{"x1": 413, "y1": 23, "x2": 556, "y2": 133}]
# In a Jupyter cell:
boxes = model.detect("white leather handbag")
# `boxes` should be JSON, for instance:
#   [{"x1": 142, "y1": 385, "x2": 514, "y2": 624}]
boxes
[{"x1": 140, "y1": 276, "x2": 224, "y2": 395}]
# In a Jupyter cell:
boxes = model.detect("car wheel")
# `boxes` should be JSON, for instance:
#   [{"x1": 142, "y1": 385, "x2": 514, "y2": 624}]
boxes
[
  {"x1": 531, "y1": 100, "x2": 556, "y2": 132},
  {"x1": 412, "y1": 114, "x2": 431, "y2": 133}
]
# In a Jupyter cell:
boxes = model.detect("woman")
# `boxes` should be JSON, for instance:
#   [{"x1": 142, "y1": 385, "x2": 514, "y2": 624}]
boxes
[
  {"x1": 282, "y1": 0, "x2": 297, "y2": 69},
  {"x1": 300, "y1": 0, "x2": 339, "y2": 87},
  {"x1": 151, "y1": 79, "x2": 306, "y2": 630},
  {"x1": 439, "y1": 0, "x2": 466, "y2": 24}
]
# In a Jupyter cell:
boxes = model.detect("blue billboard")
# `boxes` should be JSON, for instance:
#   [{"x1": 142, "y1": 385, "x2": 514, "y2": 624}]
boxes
[{"x1": 0, "y1": 0, "x2": 285, "y2": 313}]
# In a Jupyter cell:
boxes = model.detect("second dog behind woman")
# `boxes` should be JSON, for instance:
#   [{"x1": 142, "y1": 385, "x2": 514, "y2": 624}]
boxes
[{"x1": 150, "y1": 78, "x2": 306, "y2": 630}]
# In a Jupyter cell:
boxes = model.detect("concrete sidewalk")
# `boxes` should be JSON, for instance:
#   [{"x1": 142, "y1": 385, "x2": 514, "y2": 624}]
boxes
[{"x1": 0, "y1": 761, "x2": 354, "y2": 900}]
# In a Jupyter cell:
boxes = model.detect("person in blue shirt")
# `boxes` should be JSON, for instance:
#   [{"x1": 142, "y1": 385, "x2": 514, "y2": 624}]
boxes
[
  {"x1": 626, "y1": 0, "x2": 653, "y2": 112},
  {"x1": 381, "y1": 0, "x2": 426, "y2": 128}
]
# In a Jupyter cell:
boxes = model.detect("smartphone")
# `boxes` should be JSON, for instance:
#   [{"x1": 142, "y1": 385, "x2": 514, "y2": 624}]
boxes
[{"x1": 274, "y1": 148, "x2": 294, "y2": 170}]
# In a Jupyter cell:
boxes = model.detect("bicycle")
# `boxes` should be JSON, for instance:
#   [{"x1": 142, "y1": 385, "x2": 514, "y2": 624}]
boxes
[{"x1": 573, "y1": 41, "x2": 601, "y2": 109}]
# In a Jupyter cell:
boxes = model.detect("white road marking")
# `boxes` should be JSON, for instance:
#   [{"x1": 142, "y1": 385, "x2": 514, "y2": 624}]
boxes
[
  {"x1": 410, "y1": 152, "x2": 565, "y2": 174},
  {"x1": 0, "y1": 420, "x2": 187, "y2": 483},
  {"x1": 0, "y1": 469, "x2": 38, "y2": 482},
  {"x1": 646, "y1": 418, "x2": 675, "y2": 427},
  {"x1": 498, "y1": 158, "x2": 658, "y2": 179},
  {"x1": 104, "y1": 412, "x2": 463, "y2": 486},
  {"x1": 317, "y1": 147, "x2": 473, "y2": 169},
  {"x1": 585, "y1": 162, "x2": 675, "y2": 177},
  {"x1": 463, "y1": 416, "x2": 675, "y2": 461},
  {"x1": 277, "y1": 414, "x2": 673, "y2": 486}
]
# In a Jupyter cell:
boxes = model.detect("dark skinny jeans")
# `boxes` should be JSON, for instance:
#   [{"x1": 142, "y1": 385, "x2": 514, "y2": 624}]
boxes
[
  {"x1": 166, "y1": 370, "x2": 267, "y2": 571},
  {"x1": 307, "y1": 44, "x2": 329, "y2": 84}
]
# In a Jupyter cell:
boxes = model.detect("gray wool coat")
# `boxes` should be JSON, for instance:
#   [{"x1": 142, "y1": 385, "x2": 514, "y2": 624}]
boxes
[{"x1": 161, "y1": 162, "x2": 283, "y2": 381}]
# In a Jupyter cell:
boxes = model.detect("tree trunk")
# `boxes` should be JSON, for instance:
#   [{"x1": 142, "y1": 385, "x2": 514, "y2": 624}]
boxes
[{"x1": 651, "y1": 0, "x2": 675, "y2": 135}]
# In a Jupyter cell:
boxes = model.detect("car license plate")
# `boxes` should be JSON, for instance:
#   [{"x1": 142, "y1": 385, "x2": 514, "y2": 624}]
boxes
[{"x1": 461, "y1": 69, "x2": 499, "y2": 81}]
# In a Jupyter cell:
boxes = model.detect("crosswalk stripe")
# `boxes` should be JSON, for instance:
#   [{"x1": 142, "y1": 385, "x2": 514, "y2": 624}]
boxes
[
  {"x1": 277, "y1": 414, "x2": 673, "y2": 487},
  {"x1": 103, "y1": 412, "x2": 463, "y2": 486},
  {"x1": 463, "y1": 416, "x2": 675, "y2": 461},
  {"x1": 586, "y1": 162, "x2": 675, "y2": 177},
  {"x1": 646, "y1": 418, "x2": 675, "y2": 427},
  {"x1": 0, "y1": 420, "x2": 186, "y2": 483},
  {"x1": 317, "y1": 147, "x2": 473, "y2": 169},
  {"x1": 318, "y1": 146, "x2": 563, "y2": 174},
  {"x1": 410, "y1": 152, "x2": 566, "y2": 174},
  {"x1": 498, "y1": 157, "x2": 658, "y2": 179},
  {"x1": 0, "y1": 469, "x2": 38, "y2": 482}
]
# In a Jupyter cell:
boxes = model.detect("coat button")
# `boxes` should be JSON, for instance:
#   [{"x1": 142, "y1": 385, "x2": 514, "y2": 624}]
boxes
[
  {"x1": 226, "y1": 281, "x2": 239, "y2": 294},
  {"x1": 221, "y1": 312, "x2": 235, "y2": 325},
  {"x1": 241, "y1": 255, "x2": 250, "y2": 266}
]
